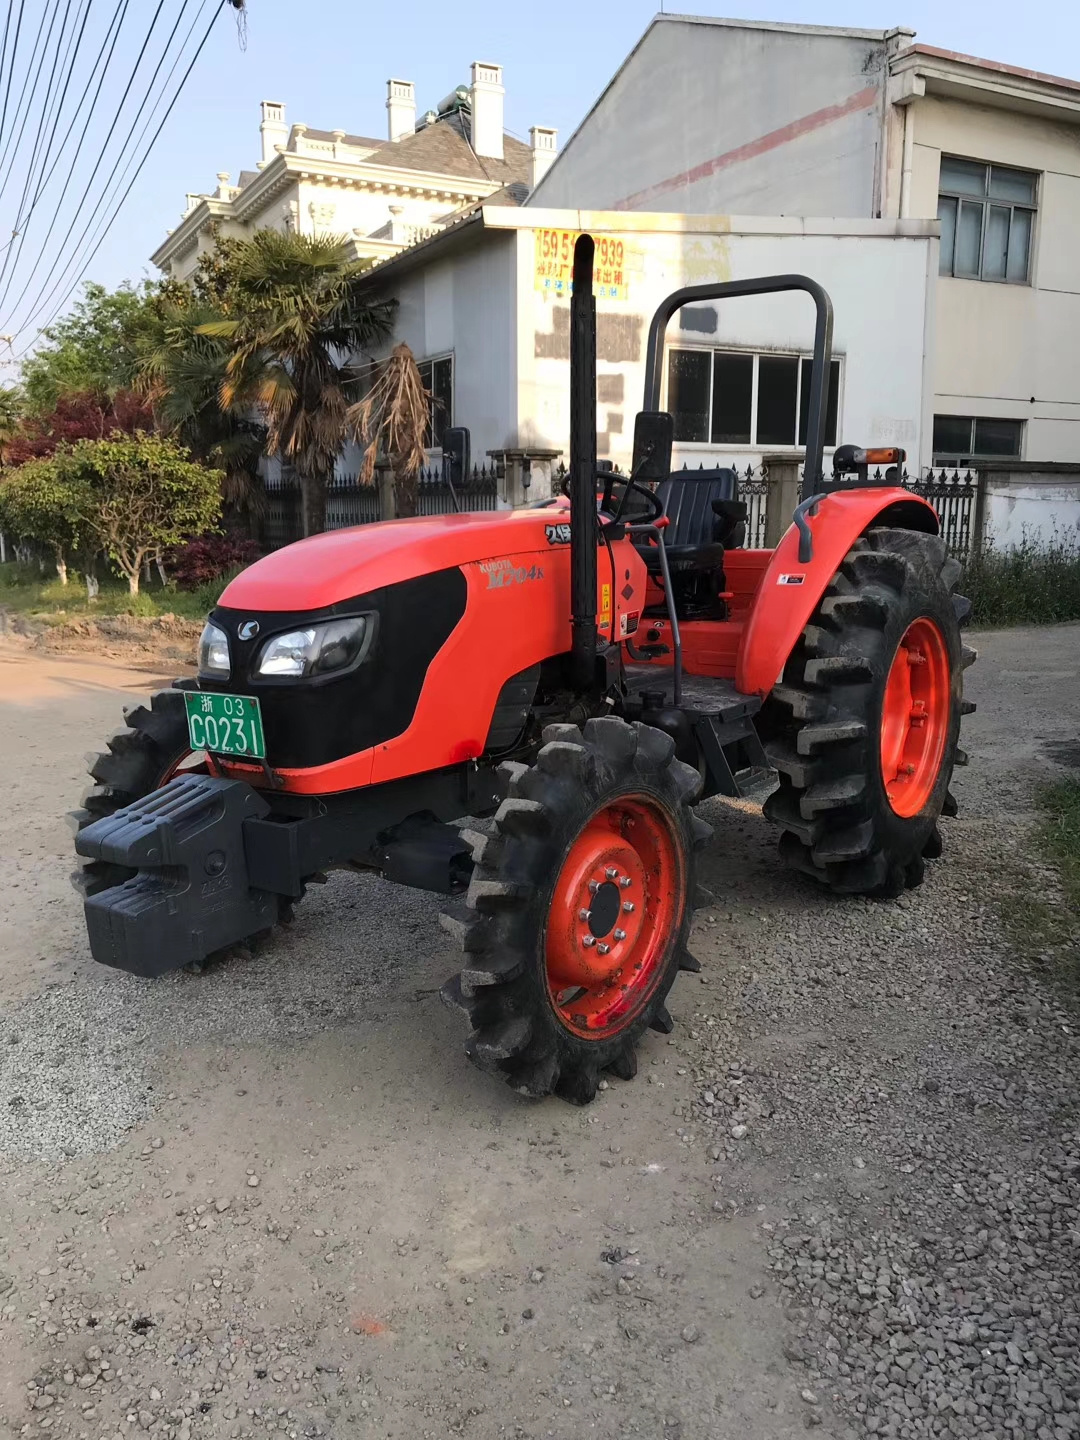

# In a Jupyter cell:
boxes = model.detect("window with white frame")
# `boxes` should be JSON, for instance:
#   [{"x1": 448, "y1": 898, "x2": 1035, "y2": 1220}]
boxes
[
  {"x1": 417, "y1": 355, "x2": 453, "y2": 448},
  {"x1": 666, "y1": 349, "x2": 841, "y2": 449},
  {"x1": 937, "y1": 157, "x2": 1037, "y2": 284}
]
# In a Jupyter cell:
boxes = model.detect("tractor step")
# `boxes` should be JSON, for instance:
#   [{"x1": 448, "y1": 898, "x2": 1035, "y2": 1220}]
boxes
[{"x1": 622, "y1": 666, "x2": 769, "y2": 799}]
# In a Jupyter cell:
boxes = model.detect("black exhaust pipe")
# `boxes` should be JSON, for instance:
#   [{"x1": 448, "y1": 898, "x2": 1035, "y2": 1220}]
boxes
[{"x1": 569, "y1": 234, "x2": 597, "y2": 692}]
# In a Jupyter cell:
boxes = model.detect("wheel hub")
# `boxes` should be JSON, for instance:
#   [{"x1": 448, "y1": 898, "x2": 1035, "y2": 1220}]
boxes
[
  {"x1": 880, "y1": 616, "x2": 951, "y2": 818},
  {"x1": 545, "y1": 798, "x2": 682, "y2": 1039}
]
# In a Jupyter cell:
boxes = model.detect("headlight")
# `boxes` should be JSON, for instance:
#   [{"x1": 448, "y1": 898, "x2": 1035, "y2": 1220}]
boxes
[
  {"x1": 255, "y1": 616, "x2": 372, "y2": 679},
  {"x1": 198, "y1": 621, "x2": 230, "y2": 678}
]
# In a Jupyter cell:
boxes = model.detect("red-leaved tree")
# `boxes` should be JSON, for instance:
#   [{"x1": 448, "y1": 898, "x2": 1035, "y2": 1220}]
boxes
[{"x1": 5, "y1": 390, "x2": 153, "y2": 465}]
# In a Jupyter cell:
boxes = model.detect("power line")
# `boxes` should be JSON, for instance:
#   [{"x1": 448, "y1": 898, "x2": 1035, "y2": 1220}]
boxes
[
  {"x1": 0, "y1": 0, "x2": 71, "y2": 208},
  {"x1": 0, "y1": 0, "x2": 171, "y2": 328},
  {"x1": 0, "y1": 0, "x2": 29, "y2": 152},
  {"x1": 10, "y1": 0, "x2": 209, "y2": 333},
  {"x1": 14, "y1": 1, "x2": 228, "y2": 357},
  {"x1": 0, "y1": 0, "x2": 81, "y2": 299}
]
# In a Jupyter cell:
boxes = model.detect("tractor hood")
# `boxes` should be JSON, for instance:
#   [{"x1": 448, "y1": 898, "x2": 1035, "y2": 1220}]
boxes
[{"x1": 220, "y1": 507, "x2": 565, "y2": 612}]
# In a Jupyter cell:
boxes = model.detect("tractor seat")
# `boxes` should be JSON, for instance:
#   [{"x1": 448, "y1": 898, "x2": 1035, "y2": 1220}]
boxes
[{"x1": 638, "y1": 468, "x2": 745, "y2": 574}]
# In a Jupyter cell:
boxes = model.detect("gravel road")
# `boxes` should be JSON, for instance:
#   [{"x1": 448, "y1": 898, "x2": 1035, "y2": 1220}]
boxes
[{"x1": 0, "y1": 625, "x2": 1077, "y2": 1440}]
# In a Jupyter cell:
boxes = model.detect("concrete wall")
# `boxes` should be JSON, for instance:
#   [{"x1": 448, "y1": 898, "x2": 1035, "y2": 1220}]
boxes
[
  {"x1": 509, "y1": 212, "x2": 937, "y2": 476},
  {"x1": 530, "y1": 18, "x2": 895, "y2": 218},
  {"x1": 906, "y1": 95, "x2": 1080, "y2": 463},
  {"x1": 981, "y1": 469, "x2": 1080, "y2": 550}
]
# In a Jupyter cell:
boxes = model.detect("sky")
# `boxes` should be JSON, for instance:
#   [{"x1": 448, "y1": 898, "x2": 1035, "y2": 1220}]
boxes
[{"x1": 0, "y1": 0, "x2": 1077, "y2": 363}]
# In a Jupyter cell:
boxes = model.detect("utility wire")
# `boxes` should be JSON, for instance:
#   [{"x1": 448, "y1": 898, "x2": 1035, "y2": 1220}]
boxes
[
  {"x1": 0, "y1": 0, "x2": 29, "y2": 153},
  {"x1": 10, "y1": 0, "x2": 208, "y2": 332},
  {"x1": 0, "y1": 0, "x2": 80, "y2": 298},
  {"x1": 25, "y1": 0, "x2": 95, "y2": 210},
  {"x1": 0, "y1": 0, "x2": 171, "y2": 328},
  {"x1": 0, "y1": 0, "x2": 71, "y2": 207},
  {"x1": 20, "y1": 0, "x2": 129, "y2": 234},
  {"x1": 13, "y1": 0, "x2": 228, "y2": 356}
]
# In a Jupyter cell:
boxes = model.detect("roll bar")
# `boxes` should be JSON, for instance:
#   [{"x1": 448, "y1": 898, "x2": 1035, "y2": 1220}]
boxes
[{"x1": 641, "y1": 276, "x2": 835, "y2": 499}]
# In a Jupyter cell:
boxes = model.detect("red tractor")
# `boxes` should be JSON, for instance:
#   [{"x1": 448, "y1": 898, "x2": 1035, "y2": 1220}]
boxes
[{"x1": 75, "y1": 237, "x2": 973, "y2": 1104}]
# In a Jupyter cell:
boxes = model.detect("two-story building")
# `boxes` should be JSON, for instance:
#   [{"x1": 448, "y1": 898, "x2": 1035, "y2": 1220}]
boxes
[
  {"x1": 530, "y1": 16, "x2": 1080, "y2": 467},
  {"x1": 151, "y1": 63, "x2": 558, "y2": 281}
]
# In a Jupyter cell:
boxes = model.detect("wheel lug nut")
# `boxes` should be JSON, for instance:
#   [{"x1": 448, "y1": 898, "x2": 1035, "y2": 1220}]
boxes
[
  {"x1": 588, "y1": 880, "x2": 599, "y2": 893},
  {"x1": 582, "y1": 935, "x2": 596, "y2": 948},
  {"x1": 578, "y1": 909, "x2": 589, "y2": 921},
  {"x1": 597, "y1": 943, "x2": 610, "y2": 956},
  {"x1": 605, "y1": 867, "x2": 618, "y2": 880},
  {"x1": 613, "y1": 928, "x2": 626, "y2": 941},
  {"x1": 619, "y1": 876, "x2": 632, "y2": 888},
  {"x1": 622, "y1": 901, "x2": 635, "y2": 913}
]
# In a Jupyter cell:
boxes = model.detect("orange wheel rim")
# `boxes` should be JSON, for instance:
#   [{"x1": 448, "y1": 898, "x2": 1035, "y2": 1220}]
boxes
[
  {"x1": 880, "y1": 617, "x2": 951, "y2": 818},
  {"x1": 545, "y1": 797, "x2": 683, "y2": 1040}
]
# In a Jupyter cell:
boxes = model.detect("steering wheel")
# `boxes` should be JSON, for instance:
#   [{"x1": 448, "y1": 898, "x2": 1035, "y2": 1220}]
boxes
[{"x1": 560, "y1": 468, "x2": 666, "y2": 525}]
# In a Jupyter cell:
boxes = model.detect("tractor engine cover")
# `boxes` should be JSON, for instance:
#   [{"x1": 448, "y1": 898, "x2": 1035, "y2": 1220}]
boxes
[{"x1": 76, "y1": 774, "x2": 277, "y2": 976}]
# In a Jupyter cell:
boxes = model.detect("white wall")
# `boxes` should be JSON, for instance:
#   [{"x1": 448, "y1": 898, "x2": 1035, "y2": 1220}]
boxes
[
  {"x1": 510, "y1": 213, "x2": 938, "y2": 475},
  {"x1": 907, "y1": 95, "x2": 1080, "y2": 463},
  {"x1": 983, "y1": 473, "x2": 1080, "y2": 550},
  {"x1": 530, "y1": 18, "x2": 895, "y2": 218},
  {"x1": 366, "y1": 230, "x2": 519, "y2": 460}
]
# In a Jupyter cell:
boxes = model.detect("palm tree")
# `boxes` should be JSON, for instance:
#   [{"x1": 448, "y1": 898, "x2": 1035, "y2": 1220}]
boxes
[
  {"x1": 139, "y1": 301, "x2": 266, "y2": 529},
  {"x1": 349, "y1": 343, "x2": 433, "y2": 519},
  {"x1": 201, "y1": 231, "x2": 395, "y2": 536}
]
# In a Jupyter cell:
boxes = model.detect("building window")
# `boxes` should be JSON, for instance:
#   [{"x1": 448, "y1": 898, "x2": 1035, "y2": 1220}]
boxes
[
  {"x1": 938, "y1": 157, "x2": 1037, "y2": 284},
  {"x1": 932, "y1": 415, "x2": 1023, "y2": 464},
  {"x1": 667, "y1": 349, "x2": 841, "y2": 448},
  {"x1": 417, "y1": 355, "x2": 453, "y2": 448}
]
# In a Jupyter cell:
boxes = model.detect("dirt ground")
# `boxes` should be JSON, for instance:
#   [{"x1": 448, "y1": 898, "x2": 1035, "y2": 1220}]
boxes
[{"x1": 0, "y1": 627, "x2": 1078, "y2": 1440}]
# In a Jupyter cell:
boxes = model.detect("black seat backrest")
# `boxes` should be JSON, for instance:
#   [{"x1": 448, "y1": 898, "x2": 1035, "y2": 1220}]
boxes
[{"x1": 657, "y1": 468, "x2": 738, "y2": 549}]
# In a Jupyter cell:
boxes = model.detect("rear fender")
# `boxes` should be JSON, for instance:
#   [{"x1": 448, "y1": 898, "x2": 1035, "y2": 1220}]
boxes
[{"x1": 735, "y1": 488, "x2": 938, "y2": 696}]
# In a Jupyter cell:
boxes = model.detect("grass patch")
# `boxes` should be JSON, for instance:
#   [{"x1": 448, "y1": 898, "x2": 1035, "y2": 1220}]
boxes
[
  {"x1": 0, "y1": 559, "x2": 238, "y2": 624},
  {"x1": 1000, "y1": 778, "x2": 1080, "y2": 983},
  {"x1": 1040, "y1": 777, "x2": 1080, "y2": 914},
  {"x1": 967, "y1": 538, "x2": 1080, "y2": 627}
]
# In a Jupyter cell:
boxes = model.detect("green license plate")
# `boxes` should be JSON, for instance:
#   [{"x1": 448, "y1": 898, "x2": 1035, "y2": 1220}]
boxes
[{"x1": 184, "y1": 692, "x2": 266, "y2": 760}]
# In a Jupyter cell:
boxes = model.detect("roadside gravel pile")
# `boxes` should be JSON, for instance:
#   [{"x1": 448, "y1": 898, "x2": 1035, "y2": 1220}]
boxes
[
  {"x1": 0, "y1": 871, "x2": 433, "y2": 1162},
  {"x1": 679, "y1": 783, "x2": 1080, "y2": 1439}
]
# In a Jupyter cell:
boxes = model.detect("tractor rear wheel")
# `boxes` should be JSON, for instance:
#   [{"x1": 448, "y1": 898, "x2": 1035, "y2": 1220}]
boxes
[
  {"x1": 440, "y1": 718, "x2": 710, "y2": 1104},
  {"x1": 72, "y1": 689, "x2": 203, "y2": 897},
  {"x1": 763, "y1": 527, "x2": 974, "y2": 898}
]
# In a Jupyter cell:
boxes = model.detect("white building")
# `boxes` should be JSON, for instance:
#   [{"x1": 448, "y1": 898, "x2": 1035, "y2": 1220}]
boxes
[
  {"x1": 351, "y1": 206, "x2": 939, "y2": 497},
  {"x1": 530, "y1": 16, "x2": 1080, "y2": 467},
  {"x1": 151, "y1": 64, "x2": 558, "y2": 281}
]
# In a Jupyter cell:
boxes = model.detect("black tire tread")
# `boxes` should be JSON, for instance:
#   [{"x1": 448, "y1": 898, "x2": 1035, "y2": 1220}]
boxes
[
  {"x1": 764, "y1": 526, "x2": 972, "y2": 897},
  {"x1": 440, "y1": 718, "x2": 703, "y2": 1104}
]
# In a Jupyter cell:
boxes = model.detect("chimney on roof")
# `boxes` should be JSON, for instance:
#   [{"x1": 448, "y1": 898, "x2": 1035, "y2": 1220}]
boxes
[
  {"x1": 260, "y1": 101, "x2": 287, "y2": 164},
  {"x1": 529, "y1": 127, "x2": 557, "y2": 189},
  {"x1": 470, "y1": 62, "x2": 503, "y2": 161},
  {"x1": 386, "y1": 79, "x2": 415, "y2": 142}
]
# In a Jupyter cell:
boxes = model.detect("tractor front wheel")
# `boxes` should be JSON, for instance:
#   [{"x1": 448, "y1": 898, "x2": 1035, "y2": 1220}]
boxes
[
  {"x1": 763, "y1": 527, "x2": 974, "y2": 898},
  {"x1": 440, "y1": 718, "x2": 710, "y2": 1104}
]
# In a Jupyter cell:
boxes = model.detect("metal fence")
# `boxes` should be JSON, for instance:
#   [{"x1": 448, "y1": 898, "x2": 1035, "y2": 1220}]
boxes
[
  {"x1": 261, "y1": 460, "x2": 980, "y2": 561},
  {"x1": 262, "y1": 463, "x2": 500, "y2": 549},
  {"x1": 904, "y1": 468, "x2": 980, "y2": 560}
]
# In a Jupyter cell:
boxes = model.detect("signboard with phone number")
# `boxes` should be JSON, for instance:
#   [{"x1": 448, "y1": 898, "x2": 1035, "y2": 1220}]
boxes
[{"x1": 534, "y1": 230, "x2": 629, "y2": 299}]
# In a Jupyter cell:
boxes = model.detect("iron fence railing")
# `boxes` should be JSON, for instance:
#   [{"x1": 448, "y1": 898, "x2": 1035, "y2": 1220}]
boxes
[
  {"x1": 260, "y1": 460, "x2": 981, "y2": 560},
  {"x1": 904, "y1": 468, "x2": 980, "y2": 560}
]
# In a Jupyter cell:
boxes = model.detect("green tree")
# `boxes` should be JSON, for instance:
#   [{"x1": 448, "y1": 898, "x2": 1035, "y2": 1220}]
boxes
[
  {"x1": 20, "y1": 281, "x2": 162, "y2": 414},
  {"x1": 201, "y1": 230, "x2": 395, "y2": 536},
  {"x1": 0, "y1": 387, "x2": 22, "y2": 467},
  {"x1": 139, "y1": 300, "x2": 266, "y2": 525},
  {"x1": 60, "y1": 434, "x2": 222, "y2": 594},
  {"x1": 0, "y1": 455, "x2": 92, "y2": 588}
]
